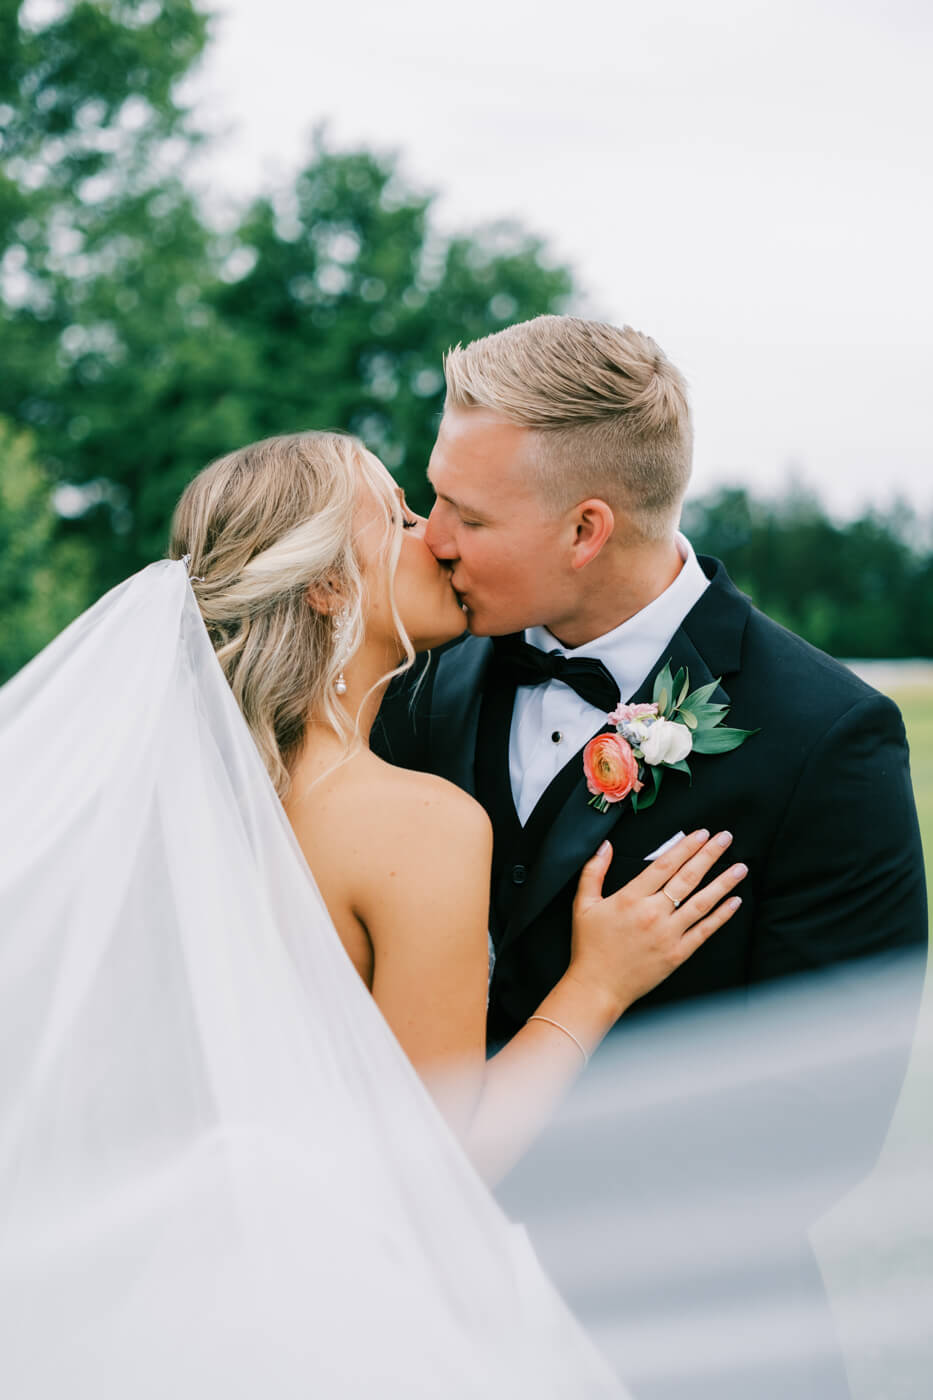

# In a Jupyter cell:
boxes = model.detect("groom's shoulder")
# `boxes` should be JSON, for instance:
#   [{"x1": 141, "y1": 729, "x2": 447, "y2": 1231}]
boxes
[
  {"x1": 434, "y1": 630, "x2": 492, "y2": 667},
  {"x1": 702, "y1": 558, "x2": 897, "y2": 725},
  {"x1": 745, "y1": 604, "x2": 871, "y2": 696},
  {"x1": 373, "y1": 632, "x2": 491, "y2": 768}
]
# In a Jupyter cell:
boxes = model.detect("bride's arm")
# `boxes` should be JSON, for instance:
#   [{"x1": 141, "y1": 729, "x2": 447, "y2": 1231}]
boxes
[
  {"x1": 351, "y1": 776, "x2": 494, "y2": 1134},
  {"x1": 355, "y1": 777, "x2": 745, "y2": 1183}
]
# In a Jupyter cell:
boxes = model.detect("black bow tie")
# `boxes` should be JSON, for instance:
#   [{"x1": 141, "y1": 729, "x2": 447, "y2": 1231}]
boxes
[{"x1": 490, "y1": 636, "x2": 621, "y2": 712}]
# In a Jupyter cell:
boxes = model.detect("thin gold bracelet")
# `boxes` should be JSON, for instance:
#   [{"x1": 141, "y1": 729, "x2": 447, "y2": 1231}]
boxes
[{"x1": 527, "y1": 1014, "x2": 590, "y2": 1068}]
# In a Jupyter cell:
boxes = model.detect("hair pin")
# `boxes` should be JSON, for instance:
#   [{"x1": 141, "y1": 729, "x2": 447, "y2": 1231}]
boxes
[{"x1": 180, "y1": 554, "x2": 205, "y2": 583}]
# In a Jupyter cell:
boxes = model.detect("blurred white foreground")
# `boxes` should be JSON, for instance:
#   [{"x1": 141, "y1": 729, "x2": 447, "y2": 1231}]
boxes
[
  {"x1": 0, "y1": 560, "x2": 928, "y2": 1397},
  {"x1": 499, "y1": 952, "x2": 932, "y2": 1399}
]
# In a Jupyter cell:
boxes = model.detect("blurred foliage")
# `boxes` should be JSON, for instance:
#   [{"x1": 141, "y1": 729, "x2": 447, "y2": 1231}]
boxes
[
  {"x1": 185, "y1": 143, "x2": 572, "y2": 540},
  {"x1": 683, "y1": 485, "x2": 933, "y2": 660},
  {"x1": 0, "y1": 416, "x2": 94, "y2": 679},
  {"x1": 0, "y1": 2, "x2": 930, "y2": 684},
  {"x1": 1, "y1": 0, "x2": 214, "y2": 620},
  {"x1": 0, "y1": 2, "x2": 571, "y2": 676},
  {"x1": 38, "y1": 136, "x2": 571, "y2": 587}
]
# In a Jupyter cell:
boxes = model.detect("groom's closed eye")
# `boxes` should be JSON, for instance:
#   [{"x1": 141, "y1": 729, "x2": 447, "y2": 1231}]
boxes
[
  {"x1": 448, "y1": 502, "x2": 489, "y2": 528},
  {"x1": 426, "y1": 474, "x2": 488, "y2": 524}
]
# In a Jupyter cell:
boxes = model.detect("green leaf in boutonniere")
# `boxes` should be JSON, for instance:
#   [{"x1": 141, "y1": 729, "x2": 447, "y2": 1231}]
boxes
[
  {"x1": 630, "y1": 762, "x2": 662, "y2": 812},
  {"x1": 652, "y1": 661, "x2": 676, "y2": 717},
  {"x1": 691, "y1": 724, "x2": 759, "y2": 755}
]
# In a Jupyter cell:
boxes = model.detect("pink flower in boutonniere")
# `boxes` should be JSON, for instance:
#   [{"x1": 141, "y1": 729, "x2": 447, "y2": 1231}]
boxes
[
  {"x1": 607, "y1": 700, "x2": 660, "y2": 750},
  {"x1": 607, "y1": 702, "x2": 658, "y2": 726},
  {"x1": 582, "y1": 734, "x2": 643, "y2": 806}
]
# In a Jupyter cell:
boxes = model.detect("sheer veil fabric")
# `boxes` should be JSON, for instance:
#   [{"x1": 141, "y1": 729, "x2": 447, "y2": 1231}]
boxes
[{"x1": 0, "y1": 561, "x2": 626, "y2": 1398}]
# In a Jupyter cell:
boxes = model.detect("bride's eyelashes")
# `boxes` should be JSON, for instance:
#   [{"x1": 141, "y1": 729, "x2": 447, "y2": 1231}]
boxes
[{"x1": 401, "y1": 515, "x2": 418, "y2": 530}]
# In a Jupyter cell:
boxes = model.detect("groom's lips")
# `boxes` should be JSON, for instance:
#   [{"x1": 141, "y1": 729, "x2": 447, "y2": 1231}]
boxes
[{"x1": 449, "y1": 576, "x2": 468, "y2": 610}]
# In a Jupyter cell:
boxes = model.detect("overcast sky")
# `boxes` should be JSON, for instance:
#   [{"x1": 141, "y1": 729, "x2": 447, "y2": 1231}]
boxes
[{"x1": 185, "y1": 0, "x2": 932, "y2": 518}]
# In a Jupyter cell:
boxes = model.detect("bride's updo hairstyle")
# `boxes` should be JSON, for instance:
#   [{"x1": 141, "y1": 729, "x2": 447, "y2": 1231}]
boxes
[{"x1": 170, "y1": 431, "x2": 411, "y2": 798}]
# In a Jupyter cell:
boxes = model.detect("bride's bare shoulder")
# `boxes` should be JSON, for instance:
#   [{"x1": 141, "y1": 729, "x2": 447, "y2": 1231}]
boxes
[
  {"x1": 287, "y1": 749, "x2": 490, "y2": 872},
  {"x1": 355, "y1": 752, "x2": 491, "y2": 853}
]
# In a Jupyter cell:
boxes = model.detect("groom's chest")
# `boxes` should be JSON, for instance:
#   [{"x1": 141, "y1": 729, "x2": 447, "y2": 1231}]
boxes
[
  {"x1": 473, "y1": 677, "x2": 769, "y2": 947},
  {"x1": 508, "y1": 682, "x2": 611, "y2": 825}
]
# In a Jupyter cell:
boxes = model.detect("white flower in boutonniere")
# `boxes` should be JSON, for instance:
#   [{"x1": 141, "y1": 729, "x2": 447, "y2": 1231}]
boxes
[
  {"x1": 640, "y1": 716, "x2": 693, "y2": 766},
  {"x1": 582, "y1": 662, "x2": 758, "y2": 814}
]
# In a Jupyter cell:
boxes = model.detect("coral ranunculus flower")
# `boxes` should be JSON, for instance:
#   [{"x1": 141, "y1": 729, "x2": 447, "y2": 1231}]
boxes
[{"x1": 582, "y1": 733, "x2": 641, "y2": 805}]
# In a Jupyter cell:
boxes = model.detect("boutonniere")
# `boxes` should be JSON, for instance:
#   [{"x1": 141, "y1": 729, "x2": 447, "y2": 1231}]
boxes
[{"x1": 582, "y1": 661, "x2": 757, "y2": 814}]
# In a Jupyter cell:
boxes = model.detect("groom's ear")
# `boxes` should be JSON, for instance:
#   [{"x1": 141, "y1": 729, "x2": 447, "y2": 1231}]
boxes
[{"x1": 569, "y1": 499, "x2": 615, "y2": 570}]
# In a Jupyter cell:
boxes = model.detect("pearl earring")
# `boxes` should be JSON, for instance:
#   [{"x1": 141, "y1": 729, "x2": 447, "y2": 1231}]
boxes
[{"x1": 333, "y1": 608, "x2": 349, "y2": 696}]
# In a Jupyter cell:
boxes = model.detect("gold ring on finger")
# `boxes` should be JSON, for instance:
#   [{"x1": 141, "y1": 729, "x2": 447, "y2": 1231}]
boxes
[{"x1": 661, "y1": 886, "x2": 680, "y2": 910}]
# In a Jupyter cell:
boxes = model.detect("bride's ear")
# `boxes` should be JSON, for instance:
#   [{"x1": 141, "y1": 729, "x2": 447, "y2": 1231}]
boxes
[{"x1": 305, "y1": 577, "x2": 345, "y2": 616}]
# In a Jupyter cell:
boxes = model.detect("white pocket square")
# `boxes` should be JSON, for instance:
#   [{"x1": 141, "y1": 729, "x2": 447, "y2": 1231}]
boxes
[{"x1": 644, "y1": 831, "x2": 686, "y2": 861}]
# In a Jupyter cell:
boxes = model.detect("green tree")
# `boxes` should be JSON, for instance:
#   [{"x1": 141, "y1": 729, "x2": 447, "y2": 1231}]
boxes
[
  {"x1": 0, "y1": 0, "x2": 213, "y2": 595},
  {"x1": 0, "y1": 6, "x2": 571, "y2": 641},
  {"x1": 0, "y1": 6, "x2": 569, "y2": 661},
  {"x1": 0, "y1": 417, "x2": 94, "y2": 682},
  {"x1": 0, "y1": 0, "x2": 209, "y2": 393},
  {"x1": 209, "y1": 140, "x2": 572, "y2": 517},
  {"x1": 683, "y1": 485, "x2": 933, "y2": 659},
  {"x1": 10, "y1": 133, "x2": 574, "y2": 597}
]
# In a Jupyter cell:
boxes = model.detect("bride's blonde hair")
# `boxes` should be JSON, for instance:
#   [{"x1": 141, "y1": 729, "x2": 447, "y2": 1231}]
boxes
[{"x1": 169, "y1": 431, "x2": 412, "y2": 798}]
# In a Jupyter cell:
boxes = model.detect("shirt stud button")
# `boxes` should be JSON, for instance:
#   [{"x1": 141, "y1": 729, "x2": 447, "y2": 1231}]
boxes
[{"x1": 551, "y1": 730, "x2": 563, "y2": 744}]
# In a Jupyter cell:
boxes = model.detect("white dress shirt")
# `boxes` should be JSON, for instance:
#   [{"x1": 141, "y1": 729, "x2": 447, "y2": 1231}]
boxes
[{"x1": 508, "y1": 534, "x2": 710, "y2": 824}]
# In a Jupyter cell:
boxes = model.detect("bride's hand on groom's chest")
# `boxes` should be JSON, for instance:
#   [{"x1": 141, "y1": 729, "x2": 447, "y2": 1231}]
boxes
[{"x1": 601, "y1": 831, "x2": 752, "y2": 902}]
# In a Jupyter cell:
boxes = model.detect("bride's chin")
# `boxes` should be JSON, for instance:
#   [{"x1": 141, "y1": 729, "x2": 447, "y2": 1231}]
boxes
[{"x1": 408, "y1": 614, "x2": 469, "y2": 653}]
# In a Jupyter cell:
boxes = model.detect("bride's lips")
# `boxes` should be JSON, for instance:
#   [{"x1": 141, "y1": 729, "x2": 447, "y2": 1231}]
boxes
[{"x1": 444, "y1": 571, "x2": 468, "y2": 610}]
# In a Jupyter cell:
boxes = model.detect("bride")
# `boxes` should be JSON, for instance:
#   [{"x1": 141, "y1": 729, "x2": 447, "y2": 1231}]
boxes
[{"x1": 0, "y1": 430, "x2": 746, "y2": 1397}]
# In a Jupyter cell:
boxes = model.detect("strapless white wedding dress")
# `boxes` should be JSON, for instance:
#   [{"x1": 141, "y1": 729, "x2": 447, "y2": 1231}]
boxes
[{"x1": 0, "y1": 561, "x2": 628, "y2": 1399}]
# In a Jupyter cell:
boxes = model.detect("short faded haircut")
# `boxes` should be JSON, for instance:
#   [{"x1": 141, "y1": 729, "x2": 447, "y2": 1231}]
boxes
[{"x1": 443, "y1": 315, "x2": 693, "y2": 541}]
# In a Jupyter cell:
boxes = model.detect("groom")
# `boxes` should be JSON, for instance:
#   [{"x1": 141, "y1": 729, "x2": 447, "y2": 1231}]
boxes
[
  {"x1": 374, "y1": 315, "x2": 927, "y2": 1397},
  {"x1": 377, "y1": 314, "x2": 925, "y2": 1037}
]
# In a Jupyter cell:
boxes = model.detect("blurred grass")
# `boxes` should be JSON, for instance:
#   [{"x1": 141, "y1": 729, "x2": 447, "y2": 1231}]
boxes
[
  {"x1": 891, "y1": 688, "x2": 933, "y2": 928},
  {"x1": 813, "y1": 682, "x2": 933, "y2": 1400}
]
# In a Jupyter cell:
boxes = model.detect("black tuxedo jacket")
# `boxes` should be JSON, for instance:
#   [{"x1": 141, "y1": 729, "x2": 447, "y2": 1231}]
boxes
[
  {"x1": 375, "y1": 555, "x2": 927, "y2": 1044},
  {"x1": 373, "y1": 556, "x2": 927, "y2": 1398}
]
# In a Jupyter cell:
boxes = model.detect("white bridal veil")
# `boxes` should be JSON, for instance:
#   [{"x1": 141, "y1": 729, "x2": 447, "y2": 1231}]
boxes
[
  {"x1": 1, "y1": 560, "x2": 930, "y2": 1400},
  {"x1": 0, "y1": 562, "x2": 626, "y2": 1399}
]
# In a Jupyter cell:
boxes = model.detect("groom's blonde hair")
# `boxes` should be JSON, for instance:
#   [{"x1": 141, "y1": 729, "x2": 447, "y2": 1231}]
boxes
[{"x1": 443, "y1": 315, "x2": 692, "y2": 541}]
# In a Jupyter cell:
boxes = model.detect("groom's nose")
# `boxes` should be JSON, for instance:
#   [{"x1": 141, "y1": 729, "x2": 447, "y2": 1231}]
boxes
[{"x1": 424, "y1": 503, "x2": 456, "y2": 562}]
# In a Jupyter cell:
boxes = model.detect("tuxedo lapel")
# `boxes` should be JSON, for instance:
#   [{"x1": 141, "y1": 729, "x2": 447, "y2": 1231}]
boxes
[
  {"x1": 627, "y1": 625, "x2": 731, "y2": 713},
  {"x1": 498, "y1": 558, "x2": 750, "y2": 951},
  {"x1": 624, "y1": 555, "x2": 749, "y2": 711}
]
